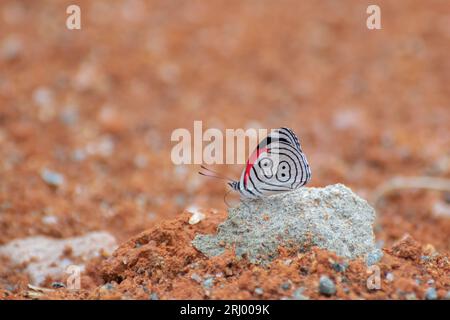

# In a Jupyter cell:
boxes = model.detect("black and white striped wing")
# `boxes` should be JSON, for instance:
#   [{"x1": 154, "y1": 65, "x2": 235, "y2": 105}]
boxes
[{"x1": 236, "y1": 128, "x2": 311, "y2": 198}]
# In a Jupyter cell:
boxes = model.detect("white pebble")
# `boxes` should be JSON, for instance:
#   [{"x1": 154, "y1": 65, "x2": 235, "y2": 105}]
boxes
[
  {"x1": 42, "y1": 215, "x2": 58, "y2": 225},
  {"x1": 385, "y1": 272, "x2": 394, "y2": 282},
  {"x1": 188, "y1": 207, "x2": 205, "y2": 225},
  {"x1": 41, "y1": 168, "x2": 65, "y2": 187}
]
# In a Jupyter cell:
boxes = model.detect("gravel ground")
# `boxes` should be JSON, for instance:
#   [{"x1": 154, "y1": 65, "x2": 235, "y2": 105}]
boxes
[{"x1": 0, "y1": 0, "x2": 449, "y2": 299}]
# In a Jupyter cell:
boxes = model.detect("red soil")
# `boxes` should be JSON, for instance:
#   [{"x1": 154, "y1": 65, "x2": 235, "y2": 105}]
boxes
[{"x1": 0, "y1": 0, "x2": 449, "y2": 299}]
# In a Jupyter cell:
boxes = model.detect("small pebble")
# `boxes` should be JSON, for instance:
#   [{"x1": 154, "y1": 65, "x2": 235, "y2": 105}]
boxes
[
  {"x1": 51, "y1": 282, "x2": 65, "y2": 289},
  {"x1": 319, "y1": 275, "x2": 336, "y2": 296},
  {"x1": 425, "y1": 287, "x2": 438, "y2": 300},
  {"x1": 385, "y1": 272, "x2": 394, "y2": 282},
  {"x1": 41, "y1": 168, "x2": 65, "y2": 187},
  {"x1": 203, "y1": 277, "x2": 214, "y2": 289},
  {"x1": 42, "y1": 215, "x2": 58, "y2": 225},
  {"x1": 33, "y1": 87, "x2": 54, "y2": 107},
  {"x1": 149, "y1": 292, "x2": 159, "y2": 300},
  {"x1": 190, "y1": 273, "x2": 202, "y2": 284},
  {"x1": 254, "y1": 287, "x2": 264, "y2": 295},
  {"x1": 405, "y1": 292, "x2": 417, "y2": 300},
  {"x1": 189, "y1": 262, "x2": 200, "y2": 269},
  {"x1": 280, "y1": 282, "x2": 291, "y2": 291},
  {"x1": 101, "y1": 283, "x2": 114, "y2": 291},
  {"x1": 292, "y1": 287, "x2": 309, "y2": 300},
  {"x1": 331, "y1": 262, "x2": 348, "y2": 273},
  {"x1": 186, "y1": 205, "x2": 203, "y2": 220},
  {"x1": 283, "y1": 259, "x2": 292, "y2": 266},
  {"x1": 188, "y1": 210, "x2": 205, "y2": 225}
]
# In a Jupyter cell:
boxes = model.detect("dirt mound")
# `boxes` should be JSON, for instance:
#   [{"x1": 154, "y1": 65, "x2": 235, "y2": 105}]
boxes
[{"x1": 6, "y1": 210, "x2": 445, "y2": 300}]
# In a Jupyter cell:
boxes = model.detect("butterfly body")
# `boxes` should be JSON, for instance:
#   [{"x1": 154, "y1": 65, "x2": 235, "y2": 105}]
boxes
[{"x1": 229, "y1": 127, "x2": 311, "y2": 199}]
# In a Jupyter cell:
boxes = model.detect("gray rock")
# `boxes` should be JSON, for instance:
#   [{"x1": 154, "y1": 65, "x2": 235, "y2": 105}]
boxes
[
  {"x1": 0, "y1": 232, "x2": 117, "y2": 285},
  {"x1": 425, "y1": 287, "x2": 438, "y2": 300},
  {"x1": 319, "y1": 275, "x2": 336, "y2": 296},
  {"x1": 192, "y1": 184, "x2": 377, "y2": 264}
]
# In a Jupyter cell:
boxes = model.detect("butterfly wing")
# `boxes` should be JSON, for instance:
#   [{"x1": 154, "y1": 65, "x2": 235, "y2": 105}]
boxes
[{"x1": 238, "y1": 127, "x2": 311, "y2": 198}]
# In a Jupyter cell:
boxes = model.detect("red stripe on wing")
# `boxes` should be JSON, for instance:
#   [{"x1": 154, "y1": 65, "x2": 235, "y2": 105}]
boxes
[{"x1": 243, "y1": 147, "x2": 268, "y2": 188}]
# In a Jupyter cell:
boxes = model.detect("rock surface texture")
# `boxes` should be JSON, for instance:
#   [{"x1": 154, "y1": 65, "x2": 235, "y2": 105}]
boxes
[{"x1": 192, "y1": 184, "x2": 378, "y2": 264}]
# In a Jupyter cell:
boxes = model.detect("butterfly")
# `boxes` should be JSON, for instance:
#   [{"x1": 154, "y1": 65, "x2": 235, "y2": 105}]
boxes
[{"x1": 200, "y1": 127, "x2": 311, "y2": 199}]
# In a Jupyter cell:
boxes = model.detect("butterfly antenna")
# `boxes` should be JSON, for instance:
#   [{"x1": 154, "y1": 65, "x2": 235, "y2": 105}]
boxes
[{"x1": 198, "y1": 165, "x2": 234, "y2": 182}]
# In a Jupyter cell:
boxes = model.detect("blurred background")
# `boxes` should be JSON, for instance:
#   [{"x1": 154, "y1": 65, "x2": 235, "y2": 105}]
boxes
[{"x1": 0, "y1": 0, "x2": 448, "y2": 252}]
